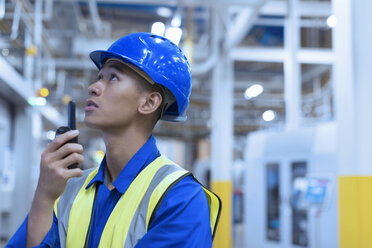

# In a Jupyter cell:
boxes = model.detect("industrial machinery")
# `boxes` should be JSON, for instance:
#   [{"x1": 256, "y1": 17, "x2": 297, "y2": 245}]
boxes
[{"x1": 244, "y1": 122, "x2": 337, "y2": 248}]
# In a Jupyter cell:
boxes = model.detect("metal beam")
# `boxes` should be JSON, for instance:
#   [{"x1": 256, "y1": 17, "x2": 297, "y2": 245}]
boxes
[
  {"x1": 284, "y1": 0, "x2": 301, "y2": 130},
  {"x1": 0, "y1": 56, "x2": 63, "y2": 126},
  {"x1": 192, "y1": 6, "x2": 218, "y2": 75},
  {"x1": 230, "y1": 47, "x2": 333, "y2": 64},
  {"x1": 88, "y1": 0, "x2": 103, "y2": 35},
  {"x1": 296, "y1": 49, "x2": 334, "y2": 64},
  {"x1": 55, "y1": 0, "x2": 261, "y2": 6},
  {"x1": 0, "y1": 56, "x2": 32, "y2": 102},
  {"x1": 48, "y1": 48, "x2": 334, "y2": 72},
  {"x1": 260, "y1": 0, "x2": 331, "y2": 17},
  {"x1": 3, "y1": 0, "x2": 331, "y2": 19},
  {"x1": 225, "y1": 6, "x2": 255, "y2": 49},
  {"x1": 230, "y1": 47, "x2": 286, "y2": 62},
  {"x1": 10, "y1": 0, "x2": 22, "y2": 40},
  {"x1": 54, "y1": 0, "x2": 331, "y2": 17}
]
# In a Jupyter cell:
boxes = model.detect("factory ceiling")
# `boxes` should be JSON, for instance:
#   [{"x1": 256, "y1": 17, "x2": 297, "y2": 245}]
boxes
[{"x1": 0, "y1": 0, "x2": 333, "y2": 140}]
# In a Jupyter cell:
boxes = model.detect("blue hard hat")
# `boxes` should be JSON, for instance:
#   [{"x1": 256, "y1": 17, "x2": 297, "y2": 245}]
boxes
[{"x1": 89, "y1": 32, "x2": 192, "y2": 122}]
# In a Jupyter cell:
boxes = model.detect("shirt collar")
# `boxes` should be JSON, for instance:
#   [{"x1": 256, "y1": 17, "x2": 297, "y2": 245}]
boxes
[{"x1": 86, "y1": 134, "x2": 160, "y2": 194}]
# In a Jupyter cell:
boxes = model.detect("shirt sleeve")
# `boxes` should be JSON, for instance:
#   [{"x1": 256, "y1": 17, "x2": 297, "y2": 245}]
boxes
[
  {"x1": 6, "y1": 212, "x2": 60, "y2": 248},
  {"x1": 135, "y1": 175, "x2": 213, "y2": 248}
]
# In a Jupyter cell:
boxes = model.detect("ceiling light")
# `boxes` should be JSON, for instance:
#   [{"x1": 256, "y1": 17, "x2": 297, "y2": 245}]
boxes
[
  {"x1": 151, "y1": 22, "x2": 165, "y2": 36},
  {"x1": 262, "y1": 110, "x2": 276, "y2": 122},
  {"x1": 244, "y1": 84, "x2": 264, "y2": 99},
  {"x1": 326, "y1": 15, "x2": 337, "y2": 28},
  {"x1": 171, "y1": 15, "x2": 181, "y2": 28},
  {"x1": 157, "y1": 7, "x2": 172, "y2": 18},
  {"x1": 165, "y1": 27, "x2": 183, "y2": 45}
]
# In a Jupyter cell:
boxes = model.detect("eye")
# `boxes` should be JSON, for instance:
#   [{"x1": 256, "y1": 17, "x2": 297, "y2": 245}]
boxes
[
  {"x1": 110, "y1": 74, "x2": 119, "y2": 81},
  {"x1": 97, "y1": 74, "x2": 103, "y2": 81}
]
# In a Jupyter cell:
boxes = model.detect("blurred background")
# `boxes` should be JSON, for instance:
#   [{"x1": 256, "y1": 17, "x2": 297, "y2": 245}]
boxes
[{"x1": 0, "y1": 0, "x2": 371, "y2": 247}]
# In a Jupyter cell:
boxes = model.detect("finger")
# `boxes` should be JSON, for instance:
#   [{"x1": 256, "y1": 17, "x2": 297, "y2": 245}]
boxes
[
  {"x1": 63, "y1": 168, "x2": 83, "y2": 179},
  {"x1": 46, "y1": 130, "x2": 79, "y2": 152},
  {"x1": 55, "y1": 153, "x2": 84, "y2": 169},
  {"x1": 53, "y1": 143, "x2": 83, "y2": 160}
]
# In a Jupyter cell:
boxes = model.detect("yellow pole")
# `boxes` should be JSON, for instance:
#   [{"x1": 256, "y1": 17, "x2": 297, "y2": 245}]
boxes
[
  {"x1": 339, "y1": 176, "x2": 372, "y2": 248},
  {"x1": 212, "y1": 181, "x2": 232, "y2": 248},
  {"x1": 333, "y1": 0, "x2": 372, "y2": 247},
  {"x1": 210, "y1": 7, "x2": 233, "y2": 247}
]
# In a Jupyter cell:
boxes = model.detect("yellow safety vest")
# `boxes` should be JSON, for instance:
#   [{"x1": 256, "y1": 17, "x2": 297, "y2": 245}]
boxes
[{"x1": 54, "y1": 155, "x2": 221, "y2": 248}]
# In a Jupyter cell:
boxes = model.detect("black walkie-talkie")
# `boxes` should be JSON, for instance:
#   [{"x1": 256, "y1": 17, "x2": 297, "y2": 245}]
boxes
[{"x1": 55, "y1": 101, "x2": 78, "y2": 169}]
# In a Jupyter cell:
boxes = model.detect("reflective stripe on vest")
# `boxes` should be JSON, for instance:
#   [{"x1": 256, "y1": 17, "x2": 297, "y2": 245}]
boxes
[{"x1": 54, "y1": 155, "x2": 221, "y2": 248}]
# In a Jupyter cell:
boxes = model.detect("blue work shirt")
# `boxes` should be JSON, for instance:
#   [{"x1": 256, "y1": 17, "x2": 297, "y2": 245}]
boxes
[{"x1": 7, "y1": 135, "x2": 212, "y2": 247}]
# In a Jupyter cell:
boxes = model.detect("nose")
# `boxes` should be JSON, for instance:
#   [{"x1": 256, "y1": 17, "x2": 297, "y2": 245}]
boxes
[{"x1": 88, "y1": 81, "x2": 102, "y2": 96}]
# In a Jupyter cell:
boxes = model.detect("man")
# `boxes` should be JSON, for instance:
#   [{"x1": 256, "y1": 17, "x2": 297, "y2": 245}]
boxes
[{"x1": 7, "y1": 33, "x2": 221, "y2": 247}]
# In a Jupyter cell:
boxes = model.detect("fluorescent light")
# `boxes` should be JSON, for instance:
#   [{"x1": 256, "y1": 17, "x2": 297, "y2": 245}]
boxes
[
  {"x1": 262, "y1": 110, "x2": 276, "y2": 122},
  {"x1": 244, "y1": 84, "x2": 264, "y2": 99},
  {"x1": 326, "y1": 15, "x2": 337, "y2": 28},
  {"x1": 28, "y1": 97, "x2": 47, "y2": 106},
  {"x1": 157, "y1": 7, "x2": 172, "y2": 18},
  {"x1": 165, "y1": 27, "x2": 183, "y2": 45},
  {"x1": 171, "y1": 15, "x2": 181, "y2": 28},
  {"x1": 151, "y1": 22, "x2": 165, "y2": 36}
]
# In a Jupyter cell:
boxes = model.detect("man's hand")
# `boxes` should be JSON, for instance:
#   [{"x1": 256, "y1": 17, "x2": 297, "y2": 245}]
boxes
[
  {"x1": 27, "y1": 130, "x2": 84, "y2": 248},
  {"x1": 37, "y1": 130, "x2": 84, "y2": 201}
]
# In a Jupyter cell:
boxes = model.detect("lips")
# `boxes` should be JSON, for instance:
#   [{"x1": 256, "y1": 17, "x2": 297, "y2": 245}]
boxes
[
  {"x1": 86, "y1": 99, "x2": 98, "y2": 107},
  {"x1": 85, "y1": 99, "x2": 98, "y2": 111}
]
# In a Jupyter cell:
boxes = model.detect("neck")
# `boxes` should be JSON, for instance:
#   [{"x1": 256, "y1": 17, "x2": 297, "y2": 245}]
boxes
[{"x1": 103, "y1": 126, "x2": 150, "y2": 184}]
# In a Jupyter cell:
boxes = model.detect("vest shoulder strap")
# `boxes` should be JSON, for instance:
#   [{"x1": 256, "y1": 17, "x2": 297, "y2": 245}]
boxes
[{"x1": 54, "y1": 167, "x2": 98, "y2": 248}]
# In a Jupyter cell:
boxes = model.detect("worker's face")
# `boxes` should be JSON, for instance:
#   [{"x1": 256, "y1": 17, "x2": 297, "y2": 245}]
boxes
[{"x1": 84, "y1": 59, "x2": 146, "y2": 131}]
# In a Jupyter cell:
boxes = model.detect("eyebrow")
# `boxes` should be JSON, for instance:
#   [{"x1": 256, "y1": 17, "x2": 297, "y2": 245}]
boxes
[
  {"x1": 100, "y1": 61, "x2": 125, "y2": 73},
  {"x1": 108, "y1": 64, "x2": 124, "y2": 73}
]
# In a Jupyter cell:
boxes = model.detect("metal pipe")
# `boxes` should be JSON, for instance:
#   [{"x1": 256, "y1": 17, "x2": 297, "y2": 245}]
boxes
[
  {"x1": 24, "y1": 30, "x2": 34, "y2": 82},
  {"x1": 10, "y1": 1, "x2": 22, "y2": 40},
  {"x1": 72, "y1": 1, "x2": 87, "y2": 33},
  {"x1": 224, "y1": 0, "x2": 267, "y2": 50},
  {"x1": 0, "y1": 0, "x2": 5, "y2": 20},
  {"x1": 88, "y1": 0, "x2": 102, "y2": 36},
  {"x1": 284, "y1": 0, "x2": 301, "y2": 130},
  {"x1": 44, "y1": 0, "x2": 53, "y2": 20},
  {"x1": 191, "y1": 8, "x2": 218, "y2": 75},
  {"x1": 33, "y1": 0, "x2": 43, "y2": 90},
  {"x1": 14, "y1": 0, "x2": 54, "y2": 56}
]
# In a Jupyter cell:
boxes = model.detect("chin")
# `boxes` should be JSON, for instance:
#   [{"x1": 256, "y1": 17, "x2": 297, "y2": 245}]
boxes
[
  {"x1": 84, "y1": 117, "x2": 100, "y2": 129},
  {"x1": 84, "y1": 118, "x2": 113, "y2": 132}
]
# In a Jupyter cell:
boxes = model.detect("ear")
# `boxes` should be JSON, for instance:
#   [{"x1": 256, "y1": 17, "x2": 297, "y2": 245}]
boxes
[{"x1": 138, "y1": 92, "x2": 163, "y2": 115}]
